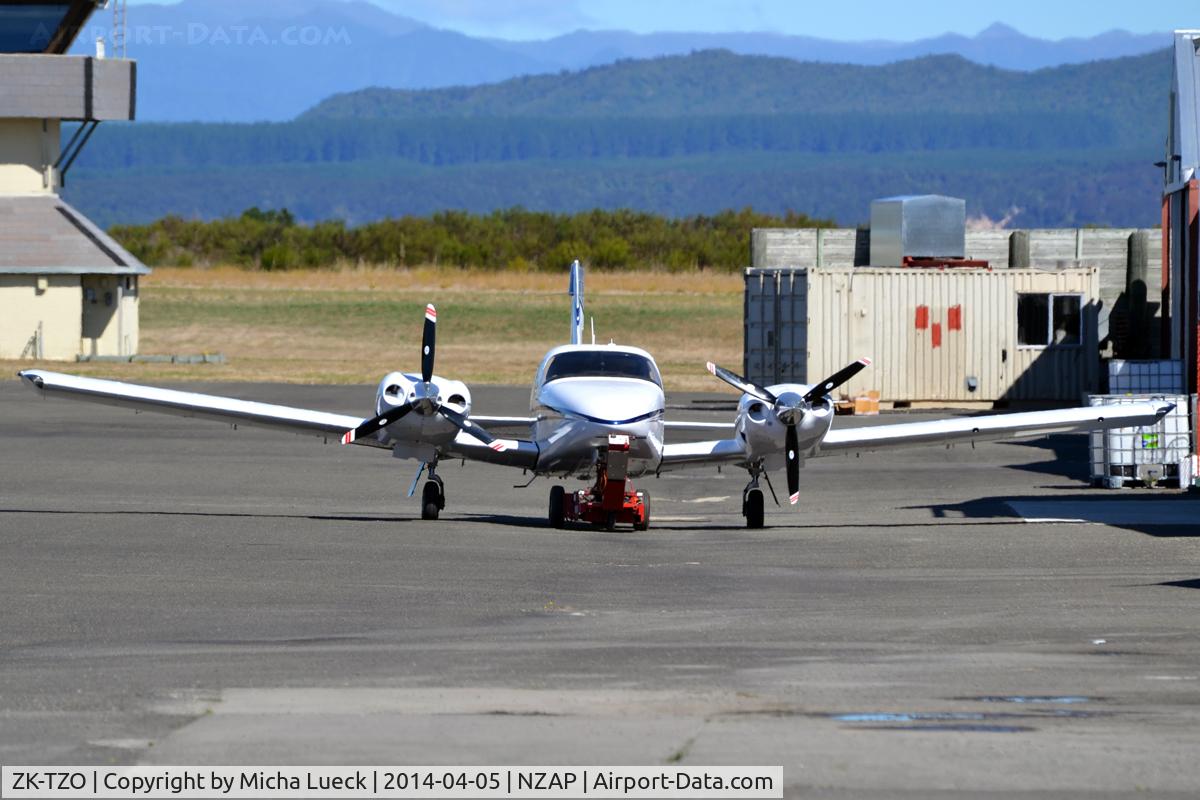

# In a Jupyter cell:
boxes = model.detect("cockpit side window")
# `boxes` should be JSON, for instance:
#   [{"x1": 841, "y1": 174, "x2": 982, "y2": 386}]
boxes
[{"x1": 544, "y1": 351, "x2": 662, "y2": 387}]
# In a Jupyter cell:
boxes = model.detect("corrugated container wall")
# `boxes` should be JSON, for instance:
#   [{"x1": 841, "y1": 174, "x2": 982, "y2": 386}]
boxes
[{"x1": 745, "y1": 267, "x2": 1100, "y2": 402}]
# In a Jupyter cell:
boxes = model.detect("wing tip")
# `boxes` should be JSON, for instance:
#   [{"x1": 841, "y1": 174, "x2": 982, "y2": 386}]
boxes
[{"x1": 17, "y1": 371, "x2": 44, "y2": 390}]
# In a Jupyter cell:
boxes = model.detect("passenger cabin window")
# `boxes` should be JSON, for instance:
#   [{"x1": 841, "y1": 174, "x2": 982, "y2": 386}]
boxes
[
  {"x1": 1017, "y1": 293, "x2": 1082, "y2": 347},
  {"x1": 544, "y1": 351, "x2": 662, "y2": 386}
]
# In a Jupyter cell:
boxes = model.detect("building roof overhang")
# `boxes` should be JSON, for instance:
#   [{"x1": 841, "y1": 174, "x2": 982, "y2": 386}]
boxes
[{"x1": 0, "y1": 195, "x2": 151, "y2": 276}]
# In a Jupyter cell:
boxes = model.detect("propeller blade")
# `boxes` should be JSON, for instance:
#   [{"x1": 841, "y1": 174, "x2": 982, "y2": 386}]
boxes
[
  {"x1": 421, "y1": 304, "x2": 437, "y2": 384},
  {"x1": 785, "y1": 423, "x2": 800, "y2": 505},
  {"x1": 705, "y1": 361, "x2": 778, "y2": 404},
  {"x1": 802, "y1": 357, "x2": 871, "y2": 405},
  {"x1": 436, "y1": 405, "x2": 510, "y2": 452},
  {"x1": 341, "y1": 401, "x2": 414, "y2": 445}
]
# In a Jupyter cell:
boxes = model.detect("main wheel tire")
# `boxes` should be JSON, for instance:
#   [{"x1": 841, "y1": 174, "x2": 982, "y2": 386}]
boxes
[
  {"x1": 421, "y1": 481, "x2": 441, "y2": 521},
  {"x1": 548, "y1": 485, "x2": 566, "y2": 528},
  {"x1": 744, "y1": 488, "x2": 765, "y2": 529},
  {"x1": 633, "y1": 492, "x2": 650, "y2": 531}
]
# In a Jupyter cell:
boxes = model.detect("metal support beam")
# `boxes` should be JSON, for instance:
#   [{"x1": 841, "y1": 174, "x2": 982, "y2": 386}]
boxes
[{"x1": 57, "y1": 120, "x2": 99, "y2": 186}]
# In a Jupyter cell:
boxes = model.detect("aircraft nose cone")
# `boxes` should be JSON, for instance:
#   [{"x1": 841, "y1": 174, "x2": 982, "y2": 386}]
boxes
[
  {"x1": 540, "y1": 378, "x2": 663, "y2": 423},
  {"x1": 776, "y1": 390, "x2": 803, "y2": 407}
]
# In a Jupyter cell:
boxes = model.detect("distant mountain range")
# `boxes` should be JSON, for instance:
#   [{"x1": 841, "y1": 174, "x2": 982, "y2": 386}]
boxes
[
  {"x1": 302, "y1": 48, "x2": 1165, "y2": 131},
  {"x1": 76, "y1": 0, "x2": 1170, "y2": 122},
  {"x1": 66, "y1": 48, "x2": 1171, "y2": 229}
]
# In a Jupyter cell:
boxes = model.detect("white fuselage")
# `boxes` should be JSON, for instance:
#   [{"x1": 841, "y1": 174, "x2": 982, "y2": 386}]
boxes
[{"x1": 529, "y1": 344, "x2": 666, "y2": 477}]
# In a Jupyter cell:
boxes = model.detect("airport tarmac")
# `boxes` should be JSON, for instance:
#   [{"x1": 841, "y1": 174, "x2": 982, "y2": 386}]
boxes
[{"x1": 2, "y1": 380, "x2": 1199, "y2": 797}]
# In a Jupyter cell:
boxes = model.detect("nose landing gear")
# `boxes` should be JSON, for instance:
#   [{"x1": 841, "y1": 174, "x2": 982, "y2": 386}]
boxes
[
  {"x1": 743, "y1": 466, "x2": 765, "y2": 529},
  {"x1": 547, "y1": 435, "x2": 650, "y2": 531},
  {"x1": 420, "y1": 464, "x2": 445, "y2": 520}
]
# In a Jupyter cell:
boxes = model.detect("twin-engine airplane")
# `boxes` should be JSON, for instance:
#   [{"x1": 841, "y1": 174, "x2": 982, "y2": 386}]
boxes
[{"x1": 17, "y1": 262, "x2": 1170, "y2": 530}]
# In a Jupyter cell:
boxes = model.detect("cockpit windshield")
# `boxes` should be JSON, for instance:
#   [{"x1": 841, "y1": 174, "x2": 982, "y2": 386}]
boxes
[{"x1": 544, "y1": 351, "x2": 662, "y2": 387}]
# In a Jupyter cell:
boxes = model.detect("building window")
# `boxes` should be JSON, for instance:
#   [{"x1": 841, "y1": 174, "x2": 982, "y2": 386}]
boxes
[{"x1": 1017, "y1": 293, "x2": 1082, "y2": 347}]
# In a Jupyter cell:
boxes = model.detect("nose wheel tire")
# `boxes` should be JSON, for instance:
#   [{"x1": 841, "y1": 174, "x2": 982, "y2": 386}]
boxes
[
  {"x1": 421, "y1": 480, "x2": 443, "y2": 520},
  {"x1": 743, "y1": 487, "x2": 765, "y2": 529},
  {"x1": 548, "y1": 485, "x2": 566, "y2": 528}
]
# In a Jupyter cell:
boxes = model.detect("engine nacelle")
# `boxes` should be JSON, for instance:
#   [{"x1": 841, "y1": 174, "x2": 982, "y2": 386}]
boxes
[
  {"x1": 372, "y1": 371, "x2": 472, "y2": 446},
  {"x1": 376, "y1": 371, "x2": 471, "y2": 416},
  {"x1": 736, "y1": 382, "x2": 835, "y2": 470}
]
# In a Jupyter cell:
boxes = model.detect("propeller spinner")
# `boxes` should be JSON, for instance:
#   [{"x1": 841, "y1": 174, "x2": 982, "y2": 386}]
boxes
[
  {"x1": 341, "y1": 304, "x2": 504, "y2": 450},
  {"x1": 705, "y1": 358, "x2": 871, "y2": 505}
]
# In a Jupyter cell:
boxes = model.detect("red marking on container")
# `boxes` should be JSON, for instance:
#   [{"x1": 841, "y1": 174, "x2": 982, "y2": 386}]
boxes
[
  {"x1": 948, "y1": 304, "x2": 962, "y2": 331},
  {"x1": 915, "y1": 305, "x2": 930, "y2": 330},
  {"x1": 931, "y1": 322, "x2": 942, "y2": 348}
]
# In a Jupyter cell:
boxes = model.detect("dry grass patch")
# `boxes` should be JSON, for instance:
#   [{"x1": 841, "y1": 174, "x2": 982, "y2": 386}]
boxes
[{"x1": 9, "y1": 266, "x2": 744, "y2": 390}]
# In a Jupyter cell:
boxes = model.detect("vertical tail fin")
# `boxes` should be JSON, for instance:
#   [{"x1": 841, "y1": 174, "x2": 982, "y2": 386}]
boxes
[{"x1": 568, "y1": 259, "x2": 584, "y2": 345}]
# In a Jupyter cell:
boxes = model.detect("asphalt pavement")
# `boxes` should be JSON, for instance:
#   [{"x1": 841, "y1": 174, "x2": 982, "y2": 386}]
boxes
[{"x1": 2, "y1": 379, "x2": 1199, "y2": 798}]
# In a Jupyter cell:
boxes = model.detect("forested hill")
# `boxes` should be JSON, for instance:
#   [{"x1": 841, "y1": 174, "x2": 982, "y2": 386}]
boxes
[
  {"x1": 67, "y1": 48, "x2": 1173, "y2": 229},
  {"x1": 302, "y1": 48, "x2": 1169, "y2": 122}
]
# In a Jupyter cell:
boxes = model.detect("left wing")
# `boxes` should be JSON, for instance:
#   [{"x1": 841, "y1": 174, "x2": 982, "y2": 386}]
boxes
[
  {"x1": 18, "y1": 369, "x2": 387, "y2": 447},
  {"x1": 656, "y1": 401, "x2": 1172, "y2": 470},
  {"x1": 817, "y1": 401, "x2": 1173, "y2": 454},
  {"x1": 665, "y1": 420, "x2": 736, "y2": 431},
  {"x1": 659, "y1": 437, "x2": 746, "y2": 470}
]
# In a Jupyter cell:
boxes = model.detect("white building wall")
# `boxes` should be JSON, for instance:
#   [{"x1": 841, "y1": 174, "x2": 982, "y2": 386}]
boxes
[
  {"x1": 81, "y1": 274, "x2": 139, "y2": 356},
  {"x1": 0, "y1": 118, "x2": 59, "y2": 194},
  {"x1": 0, "y1": 274, "x2": 80, "y2": 359}
]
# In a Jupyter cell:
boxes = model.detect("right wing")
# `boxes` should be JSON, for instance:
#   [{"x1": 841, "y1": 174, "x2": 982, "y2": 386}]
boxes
[
  {"x1": 447, "y1": 431, "x2": 540, "y2": 469},
  {"x1": 17, "y1": 369, "x2": 388, "y2": 448},
  {"x1": 818, "y1": 401, "x2": 1174, "y2": 454}
]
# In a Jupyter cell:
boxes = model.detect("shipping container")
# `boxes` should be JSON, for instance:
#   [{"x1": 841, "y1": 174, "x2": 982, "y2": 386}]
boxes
[
  {"x1": 745, "y1": 266, "x2": 1100, "y2": 402},
  {"x1": 1087, "y1": 394, "x2": 1193, "y2": 487}
]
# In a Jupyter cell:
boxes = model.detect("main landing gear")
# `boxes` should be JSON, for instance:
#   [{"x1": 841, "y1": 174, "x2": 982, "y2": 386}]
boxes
[
  {"x1": 548, "y1": 435, "x2": 650, "y2": 531},
  {"x1": 742, "y1": 466, "x2": 765, "y2": 529},
  {"x1": 420, "y1": 463, "x2": 445, "y2": 520}
]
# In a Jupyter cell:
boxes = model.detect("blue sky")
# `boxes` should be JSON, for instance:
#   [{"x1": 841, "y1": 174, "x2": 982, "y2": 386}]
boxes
[
  {"x1": 374, "y1": 0, "x2": 1196, "y2": 40},
  {"x1": 125, "y1": 0, "x2": 1197, "y2": 41}
]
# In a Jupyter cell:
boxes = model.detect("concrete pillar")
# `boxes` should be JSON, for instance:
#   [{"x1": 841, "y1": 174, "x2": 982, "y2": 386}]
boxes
[
  {"x1": 1126, "y1": 231, "x2": 1152, "y2": 358},
  {"x1": 1008, "y1": 231, "x2": 1030, "y2": 268}
]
